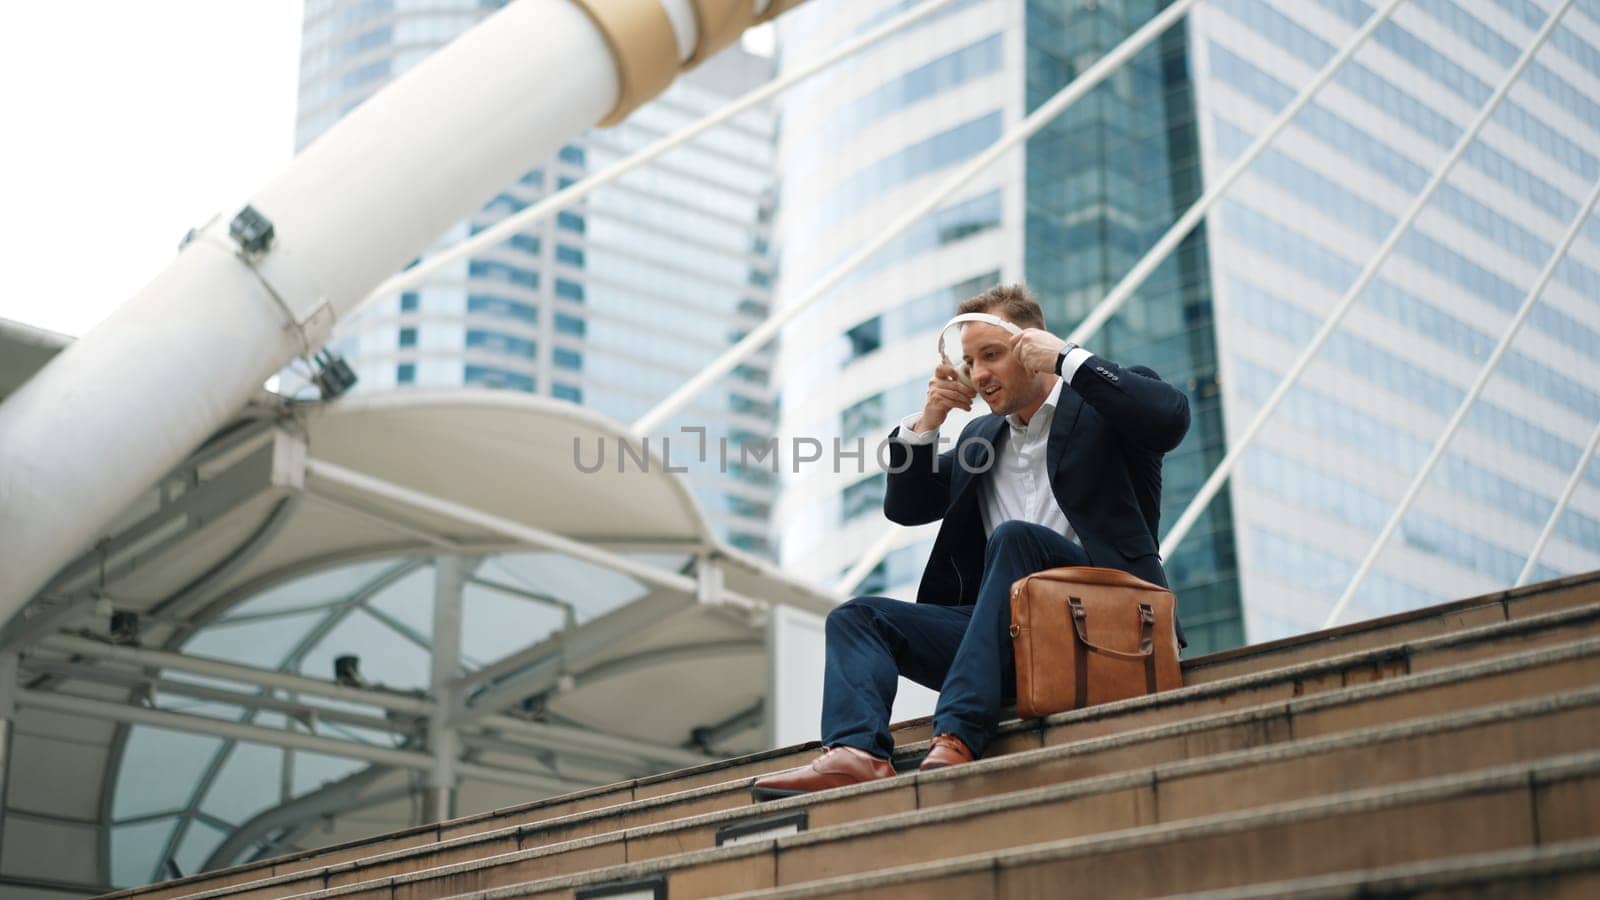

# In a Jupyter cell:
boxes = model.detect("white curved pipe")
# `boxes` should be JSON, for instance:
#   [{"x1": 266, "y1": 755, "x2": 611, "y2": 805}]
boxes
[{"x1": 0, "y1": 0, "x2": 795, "y2": 614}]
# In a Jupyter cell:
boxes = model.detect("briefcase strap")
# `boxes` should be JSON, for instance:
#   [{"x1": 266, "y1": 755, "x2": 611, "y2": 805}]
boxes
[{"x1": 1068, "y1": 598, "x2": 1157, "y2": 704}]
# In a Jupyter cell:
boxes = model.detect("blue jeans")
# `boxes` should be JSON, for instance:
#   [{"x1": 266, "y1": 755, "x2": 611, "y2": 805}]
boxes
[{"x1": 820, "y1": 521, "x2": 1090, "y2": 758}]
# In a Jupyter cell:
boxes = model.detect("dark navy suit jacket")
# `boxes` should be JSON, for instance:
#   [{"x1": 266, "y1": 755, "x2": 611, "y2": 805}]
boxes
[{"x1": 882, "y1": 353, "x2": 1190, "y2": 647}]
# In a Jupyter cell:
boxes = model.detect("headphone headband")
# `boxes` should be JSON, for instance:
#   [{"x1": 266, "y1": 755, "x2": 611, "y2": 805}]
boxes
[{"x1": 937, "y1": 312, "x2": 1023, "y2": 361}]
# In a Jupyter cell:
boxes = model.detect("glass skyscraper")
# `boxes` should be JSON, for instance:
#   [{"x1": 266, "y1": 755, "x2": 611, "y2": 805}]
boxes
[
  {"x1": 771, "y1": 0, "x2": 1600, "y2": 654},
  {"x1": 293, "y1": 0, "x2": 782, "y2": 555},
  {"x1": 1189, "y1": 0, "x2": 1600, "y2": 638}
]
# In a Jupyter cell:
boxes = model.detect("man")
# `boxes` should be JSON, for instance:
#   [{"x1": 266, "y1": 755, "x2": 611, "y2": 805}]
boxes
[{"x1": 752, "y1": 283, "x2": 1189, "y2": 799}]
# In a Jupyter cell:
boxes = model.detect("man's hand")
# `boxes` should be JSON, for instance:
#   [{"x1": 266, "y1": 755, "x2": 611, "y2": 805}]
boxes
[
  {"x1": 1009, "y1": 328, "x2": 1069, "y2": 374},
  {"x1": 914, "y1": 363, "x2": 975, "y2": 433}
]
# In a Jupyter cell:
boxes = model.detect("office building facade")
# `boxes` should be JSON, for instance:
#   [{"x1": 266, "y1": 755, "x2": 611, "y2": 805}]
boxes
[
  {"x1": 1189, "y1": 0, "x2": 1600, "y2": 638},
  {"x1": 770, "y1": 0, "x2": 1600, "y2": 653},
  {"x1": 295, "y1": 0, "x2": 782, "y2": 555},
  {"x1": 771, "y1": 0, "x2": 1244, "y2": 653}
]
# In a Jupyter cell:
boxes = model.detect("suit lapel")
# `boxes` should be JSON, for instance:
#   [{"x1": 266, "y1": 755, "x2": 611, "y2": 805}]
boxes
[
  {"x1": 950, "y1": 414, "x2": 1008, "y2": 508},
  {"x1": 1047, "y1": 382, "x2": 1085, "y2": 476}
]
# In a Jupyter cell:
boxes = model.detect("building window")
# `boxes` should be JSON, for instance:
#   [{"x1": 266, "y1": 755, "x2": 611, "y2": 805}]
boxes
[
  {"x1": 464, "y1": 365, "x2": 534, "y2": 392},
  {"x1": 841, "y1": 392, "x2": 884, "y2": 441},
  {"x1": 466, "y1": 329, "x2": 536, "y2": 358},
  {"x1": 396, "y1": 363, "x2": 415, "y2": 384},
  {"x1": 556, "y1": 211, "x2": 586, "y2": 234},
  {"x1": 467, "y1": 293, "x2": 537, "y2": 324},
  {"x1": 400, "y1": 292, "x2": 419, "y2": 312},
  {"x1": 398, "y1": 328, "x2": 418, "y2": 348},
  {"x1": 557, "y1": 176, "x2": 577, "y2": 189},
  {"x1": 556, "y1": 244, "x2": 585, "y2": 267},
  {"x1": 558, "y1": 144, "x2": 586, "y2": 166},
  {"x1": 555, "y1": 279, "x2": 585, "y2": 302},
  {"x1": 846, "y1": 317, "x2": 882, "y2": 360},
  {"x1": 554, "y1": 313, "x2": 586, "y2": 336},
  {"x1": 552, "y1": 347, "x2": 583, "y2": 371},
  {"x1": 469, "y1": 259, "x2": 538, "y2": 290},
  {"x1": 509, "y1": 233, "x2": 540, "y2": 255},
  {"x1": 728, "y1": 532, "x2": 771, "y2": 555},
  {"x1": 553, "y1": 382, "x2": 583, "y2": 403},
  {"x1": 842, "y1": 472, "x2": 887, "y2": 524}
]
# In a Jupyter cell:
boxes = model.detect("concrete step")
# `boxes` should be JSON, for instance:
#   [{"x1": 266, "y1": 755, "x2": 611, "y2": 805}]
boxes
[
  {"x1": 681, "y1": 753, "x2": 1600, "y2": 900},
  {"x1": 193, "y1": 675, "x2": 1600, "y2": 899},
  {"x1": 1182, "y1": 571, "x2": 1600, "y2": 686},
  {"x1": 1160, "y1": 838, "x2": 1600, "y2": 899},
  {"x1": 114, "y1": 605, "x2": 1600, "y2": 899}
]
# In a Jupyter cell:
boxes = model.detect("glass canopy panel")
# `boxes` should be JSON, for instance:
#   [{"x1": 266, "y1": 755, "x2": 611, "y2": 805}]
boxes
[
  {"x1": 291, "y1": 750, "x2": 371, "y2": 795},
  {"x1": 173, "y1": 819, "x2": 230, "y2": 879},
  {"x1": 296, "y1": 607, "x2": 431, "y2": 691},
  {"x1": 109, "y1": 548, "x2": 684, "y2": 885},
  {"x1": 182, "y1": 609, "x2": 337, "y2": 670},
  {"x1": 112, "y1": 728, "x2": 226, "y2": 820},
  {"x1": 480, "y1": 552, "x2": 653, "y2": 623},
  {"x1": 227, "y1": 560, "x2": 398, "y2": 615},
  {"x1": 364, "y1": 564, "x2": 437, "y2": 643},
  {"x1": 110, "y1": 816, "x2": 180, "y2": 887},
  {"x1": 198, "y1": 741, "x2": 286, "y2": 825},
  {"x1": 461, "y1": 579, "x2": 568, "y2": 665}
]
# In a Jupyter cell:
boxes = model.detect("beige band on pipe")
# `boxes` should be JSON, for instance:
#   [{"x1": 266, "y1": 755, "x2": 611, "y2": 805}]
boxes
[
  {"x1": 570, "y1": 0, "x2": 681, "y2": 125},
  {"x1": 757, "y1": 0, "x2": 809, "y2": 22},
  {"x1": 687, "y1": 0, "x2": 756, "y2": 68}
]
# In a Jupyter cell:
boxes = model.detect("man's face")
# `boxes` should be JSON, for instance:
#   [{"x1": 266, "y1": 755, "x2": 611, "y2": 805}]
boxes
[{"x1": 961, "y1": 321, "x2": 1041, "y2": 417}]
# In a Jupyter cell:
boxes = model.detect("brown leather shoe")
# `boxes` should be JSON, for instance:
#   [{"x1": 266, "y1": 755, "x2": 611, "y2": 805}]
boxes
[
  {"x1": 750, "y1": 746, "x2": 895, "y2": 801},
  {"x1": 918, "y1": 733, "x2": 975, "y2": 771}
]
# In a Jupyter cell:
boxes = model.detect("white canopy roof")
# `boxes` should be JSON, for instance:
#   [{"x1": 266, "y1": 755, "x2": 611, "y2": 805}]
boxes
[{"x1": 0, "y1": 319, "x2": 836, "y2": 893}]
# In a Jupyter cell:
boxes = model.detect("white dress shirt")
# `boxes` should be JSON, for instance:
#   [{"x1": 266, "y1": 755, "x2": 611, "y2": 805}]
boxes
[{"x1": 896, "y1": 347, "x2": 1093, "y2": 540}]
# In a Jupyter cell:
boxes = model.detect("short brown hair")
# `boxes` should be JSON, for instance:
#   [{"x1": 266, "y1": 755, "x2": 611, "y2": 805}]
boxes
[{"x1": 957, "y1": 283, "x2": 1046, "y2": 330}]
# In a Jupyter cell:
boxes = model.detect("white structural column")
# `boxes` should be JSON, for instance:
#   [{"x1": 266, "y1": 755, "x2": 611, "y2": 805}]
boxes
[
  {"x1": 365, "y1": 0, "x2": 963, "y2": 309},
  {"x1": 631, "y1": 0, "x2": 1203, "y2": 437},
  {"x1": 1159, "y1": 0, "x2": 1576, "y2": 563},
  {"x1": 427, "y1": 556, "x2": 466, "y2": 823},
  {"x1": 0, "y1": 0, "x2": 809, "y2": 618},
  {"x1": 1326, "y1": 170, "x2": 1600, "y2": 626},
  {"x1": 0, "y1": 653, "x2": 15, "y2": 816},
  {"x1": 1517, "y1": 419, "x2": 1600, "y2": 587},
  {"x1": 835, "y1": 0, "x2": 1403, "y2": 593}
]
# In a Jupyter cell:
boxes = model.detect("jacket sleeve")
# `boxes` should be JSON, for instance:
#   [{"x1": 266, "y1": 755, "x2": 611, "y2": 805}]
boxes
[
  {"x1": 1066, "y1": 354, "x2": 1191, "y2": 453},
  {"x1": 882, "y1": 425, "x2": 955, "y2": 526}
]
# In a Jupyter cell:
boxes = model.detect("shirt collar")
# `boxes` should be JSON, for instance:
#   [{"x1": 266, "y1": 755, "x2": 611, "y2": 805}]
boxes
[{"x1": 1007, "y1": 376, "x2": 1063, "y2": 433}]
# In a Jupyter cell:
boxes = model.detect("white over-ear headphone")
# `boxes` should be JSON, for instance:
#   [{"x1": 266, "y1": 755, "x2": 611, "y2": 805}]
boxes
[{"x1": 937, "y1": 313, "x2": 1023, "y2": 388}]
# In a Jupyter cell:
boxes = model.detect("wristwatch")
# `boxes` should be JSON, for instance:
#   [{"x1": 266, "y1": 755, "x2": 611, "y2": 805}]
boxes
[{"x1": 1053, "y1": 342, "x2": 1080, "y2": 376}]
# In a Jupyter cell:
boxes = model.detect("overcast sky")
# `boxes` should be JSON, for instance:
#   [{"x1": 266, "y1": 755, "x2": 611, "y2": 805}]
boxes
[
  {"x1": 0, "y1": 3, "x2": 776, "y2": 339},
  {"x1": 0, "y1": 2, "x2": 304, "y2": 336}
]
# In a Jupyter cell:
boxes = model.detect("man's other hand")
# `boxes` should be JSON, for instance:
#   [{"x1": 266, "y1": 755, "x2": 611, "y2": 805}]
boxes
[
  {"x1": 915, "y1": 363, "x2": 975, "y2": 433},
  {"x1": 1010, "y1": 328, "x2": 1068, "y2": 374}
]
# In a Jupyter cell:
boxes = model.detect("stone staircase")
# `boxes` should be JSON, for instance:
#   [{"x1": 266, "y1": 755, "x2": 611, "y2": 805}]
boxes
[{"x1": 102, "y1": 573, "x2": 1600, "y2": 899}]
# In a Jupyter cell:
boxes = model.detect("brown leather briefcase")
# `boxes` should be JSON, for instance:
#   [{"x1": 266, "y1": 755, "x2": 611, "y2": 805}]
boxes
[{"x1": 1008, "y1": 566, "x2": 1182, "y2": 718}]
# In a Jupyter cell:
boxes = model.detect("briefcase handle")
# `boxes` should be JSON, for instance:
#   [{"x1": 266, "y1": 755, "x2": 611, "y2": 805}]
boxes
[{"x1": 1068, "y1": 598, "x2": 1155, "y2": 659}]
